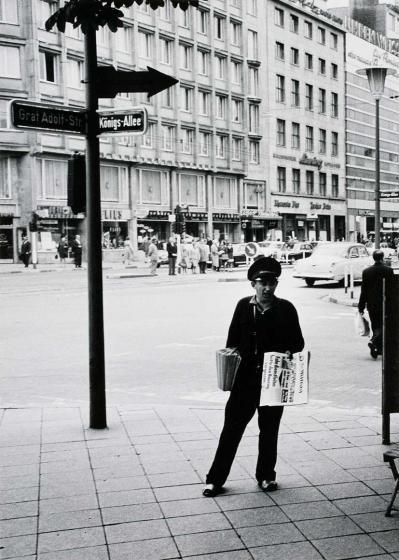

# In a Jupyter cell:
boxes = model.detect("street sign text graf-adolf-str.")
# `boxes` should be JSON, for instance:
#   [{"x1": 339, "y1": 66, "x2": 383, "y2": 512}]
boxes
[{"x1": 9, "y1": 100, "x2": 85, "y2": 134}]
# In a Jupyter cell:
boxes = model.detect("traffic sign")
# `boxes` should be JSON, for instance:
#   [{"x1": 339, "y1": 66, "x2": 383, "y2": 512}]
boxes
[
  {"x1": 245, "y1": 242, "x2": 259, "y2": 258},
  {"x1": 9, "y1": 100, "x2": 85, "y2": 134},
  {"x1": 97, "y1": 108, "x2": 147, "y2": 135},
  {"x1": 380, "y1": 191, "x2": 399, "y2": 199},
  {"x1": 96, "y1": 66, "x2": 178, "y2": 99}
]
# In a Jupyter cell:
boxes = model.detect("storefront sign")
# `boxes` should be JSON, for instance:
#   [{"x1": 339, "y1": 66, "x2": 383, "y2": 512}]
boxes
[
  {"x1": 310, "y1": 202, "x2": 331, "y2": 210},
  {"x1": 324, "y1": 162, "x2": 341, "y2": 169},
  {"x1": 213, "y1": 213, "x2": 240, "y2": 221},
  {"x1": 345, "y1": 16, "x2": 399, "y2": 57},
  {"x1": 37, "y1": 205, "x2": 83, "y2": 219},
  {"x1": 287, "y1": 0, "x2": 343, "y2": 25},
  {"x1": 102, "y1": 209, "x2": 131, "y2": 221},
  {"x1": 299, "y1": 154, "x2": 323, "y2": 170},
  {"x1": 274, "y1": 200, "x2": 300, "y2": 208},
  {"x1": 147, "y1": 210, "x2": 172, "y2": 220},
  {"x1": 273, "y1": 153, "x2": 297, "y2": 162},
  {"x1": 185, "y1": 212, "x2": 207, "y2": 221}
]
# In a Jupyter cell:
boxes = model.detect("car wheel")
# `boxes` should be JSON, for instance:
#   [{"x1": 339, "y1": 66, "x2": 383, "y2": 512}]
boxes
[{"x1": 305, "y1": 278, "x2": 315, "y2": 286}]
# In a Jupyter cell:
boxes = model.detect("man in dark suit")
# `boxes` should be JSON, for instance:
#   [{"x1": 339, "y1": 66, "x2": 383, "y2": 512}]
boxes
[
  {"x1": 166, "y1": 236, "x2": 178, "y2": 275},
  {"x1": 20, "y1": 236, "x2": 31, "y2": 268},
  {"x1": 358, "y1": 249, "x2": 394, "y2": 359},
  {"x1": 203, "y1": 256, "x2": 304, "y2": 497}
]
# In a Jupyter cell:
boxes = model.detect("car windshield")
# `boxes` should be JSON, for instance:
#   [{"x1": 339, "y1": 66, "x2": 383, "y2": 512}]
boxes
[{"x1": 312, "y1": 244, "x2": 348, "y2": 258}]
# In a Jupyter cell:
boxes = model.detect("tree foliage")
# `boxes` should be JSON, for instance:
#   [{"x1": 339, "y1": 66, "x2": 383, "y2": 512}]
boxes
[{"x1": 45, "y1": 0, "x2": 199, "y2": 34}]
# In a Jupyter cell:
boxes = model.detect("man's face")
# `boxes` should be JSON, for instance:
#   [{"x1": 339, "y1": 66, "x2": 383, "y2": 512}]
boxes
[{"x1": 251, "y1": 277, "x2": 278, "y2": 304}]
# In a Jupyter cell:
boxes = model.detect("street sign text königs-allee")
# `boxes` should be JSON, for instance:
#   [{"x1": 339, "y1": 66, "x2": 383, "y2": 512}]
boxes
[
  {"x1": 380, "y1": 191, "x2": 399, "y2": 199},
  {"x1": 97, "y1": 108, "x2": 148, "y2": 135}
]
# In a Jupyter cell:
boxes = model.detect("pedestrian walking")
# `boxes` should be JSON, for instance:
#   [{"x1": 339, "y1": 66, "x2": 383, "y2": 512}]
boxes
[
  {"x1": 189, "y1": 241, "x2": 200, "y2": 274},
  {"x1": 358, "y1": 249, "x2": 394, "y2": 359},
  {"x1": 72, "y1": 235, "x2": 83, "y2": 268},
  {"x1": 20, "y1": 236, "x2": 31, "y2": 268},
  {"x1": 203, "y1": 256, "x2": 304, "y2": 497},
  {"x1": 123, "y1": 236, "x2": 134, "y2": 265},
  {"x1": 219, "y1": 241, "x2": 229, "y2": 271},
  {"x1": 211, "y1": 240, "x2": 220, "y2": 271},
  {"x1": 57, "y1": 236, "x2": 69, "y2": 264},
  {"x1": 148, "y1": 237, "x2": 159, "y2": 276},
  {"x1": 226, "y1": 242, "x2": 234, "y2": 271},
  {"x1": 198, "y1": 240, "x2": 210, "y2": 273},
  {"x1": 167, "y1": 237, "x2": 178, "y2": 275},
  {"x1": 179, "y1": 242, "x2": 189, "y2": 273}
]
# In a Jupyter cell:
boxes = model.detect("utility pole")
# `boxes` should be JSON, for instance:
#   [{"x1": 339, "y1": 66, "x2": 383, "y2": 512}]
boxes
[{"x1": 84, "y1": 26, "x2": 107, "y2": 429}]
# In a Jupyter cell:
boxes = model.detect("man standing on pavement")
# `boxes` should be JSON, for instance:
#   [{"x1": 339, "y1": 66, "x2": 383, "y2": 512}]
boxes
[
  {"x1": 72, "y1": 235, "x2": 82, "y2": 268},
  {"x1": 20, "y1": 236, "x2": 31, "y2": 268},
  {"x1": 148, "y1": 237, "x2": 159, "y2": 276},
  {"x1": 358, "y1": 249, "x2": 394, "y2": 359},
  {"x1": 203, "y1": 256, "x2": 304, "y2": 497},
  {"x1": 166, "y1": 236, "x2": 178, "y2": 275}
]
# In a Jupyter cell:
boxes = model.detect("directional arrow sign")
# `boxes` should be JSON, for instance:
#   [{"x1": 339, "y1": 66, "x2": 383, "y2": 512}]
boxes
[
  {"x1": 97, "y1": 108, "x2": 147, "y2": 135},
  {"x1": 380, "y1": 191, "x2": 399, "y2": 199},
  {"x1": 96, "y1": 66, "x2": 179, "y2": 99},
  {"x1": 9, "y1": 100, "x2": 85, "y2": 134}
]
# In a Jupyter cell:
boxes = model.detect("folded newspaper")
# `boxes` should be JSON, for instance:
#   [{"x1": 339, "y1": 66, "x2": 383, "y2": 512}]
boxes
[
  {"x1": 260, "y1": 350, "x2": 310, "y2": 406},
  {"x1": 216, "y1": 348, "x2": 241, "y2": 391}
]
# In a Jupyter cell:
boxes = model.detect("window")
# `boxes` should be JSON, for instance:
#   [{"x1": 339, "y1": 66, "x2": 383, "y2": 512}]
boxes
[
  {"x1": 197, "y1": 49, "x2": 208, "y2": 74},
  {"x1": 249, "y1": 103, "x2": 259, "y2": 132},
  {"x1": 216, "y1": 134, "x2": 227, "y2": 158},
  {"x1": 292, "y1": 168, "x2": 300, "y2": 193},
  {"x1": 331, "y1": 63, "x2": 338, "y2": 79},
  {"x1": 331, "y1": 131, "x2": 338, "y2": 156},
  {"x1": 318, "y1": 58, "x2": 326, "y2": 75},
  {"x1": 332, "y1": 174, "x2": 339, "y2": 197},
  {"x1": 214, "y1": 14, "x2": 225, "y2": 40},
  {"x1": 162, "y1": 124, "x2": 175, "y2": 151},
  {"x1": 215, "y1": 55, "x2": 226, "y2": 79},
  {"x1": 231, "y1": 21, "x2": 241, "y2": 45},
  {"x1": 248, "y1": 67, "x2": 259, "y2": 96},
  {"x1": 180, "y1": 86, "x2": 192, "y2": 111},
  {"x1": 160, "y1": 38, "x2": 172, "y2": 64},
  {"x1": 40, "y1": 159, "x2": 68, "y2": 199},
  {"x1": 38, "y1": 1, "x2": 55, "y2": 27},
  {"x1": 291, "y1": 79, "x2": 300, "y2": 107},
  {"x1": 248, "y1": 30, "x2": 258, "y2": 59},
  {"x1": 181, "y1": 44, "x2": 193, "y2": 70},
  {"x1": 97, "y1": 26, "x2": 110, "y2": 47},
  {"x1": 232, "y1": 137, "x2": 242, "y2": 161},
  {"x1": 0, "y1": 159, "x2": 10, "y2": 198},
  {"x1": 275, "y1": 42, "x2": 285, "y2": 60},
  {"x1": 0, "y1": 0, "x2": 18, "y2": 23},
  {"x1": 305, "y1": 53, "x2": 313, "y2": 70},
  {"x1": 304, "y1": 20, "x2": 312, "y2": 38},
  {"x1": 199, "y1": 90, "x2": 210, "y2": 115},
  {"x1": 276, "y1": 119, "x2": 286, "y2": 146},
  {"x1": 101, "y1": 165, "x2": 127, "y2": 202},
  {"x1": 305, "y1": 84, "x2": 313, "y2": 110},
  {"x1": 306, "y1": 126, "x2": 314, "y2": 151},
  {"x1": 248, "y1": 0, "x2": 257, "y2": 16},
  {"x1": 181, "y1": 129, "x2": 193, "y2": 154},
  {"x1": 199, "y1": 131, "x2": 210, "y2": 156},
  {"x1": 331, "y1": 92, "x2": 338, "y2": 117},
  {"x1": 232, "y1": 99, "x2": 243, "y2": 123},
  {"x1": 159, "y1": 0, "x2": 171, "y2": 20},
  {"x1": 318, "y1": 26, "x2": 326, "y2": 44},
  {"x1": 0, "y1": 45, "x2": 20, "y2": 78},
  {"x1": 216, "y1": 94, "x2": 227, "y2": 118},
  {"x1": 276, "y1": 74, "x2": 285, "y2": 103},
  {"x1": 249, "y1": 140, "x2": 260, "y2": 163},
  {"x1": 231, "y1": 60, "x2": 242, "y2": 84},
  {"x1": 67, "y1": 58, "x2": 83, "y2": 89},
  {"x1": 318, "y1": 88, "x2": 326, "y2": 113},
  {"x1": 275, "y1": 7, "x2": 284, "y2": 27},
  {"x1": 290, "y1": 14, "x2": 299, "y2": 33},
  {"x1": 39, "y1": 51, "x2": 58, "y2": 83},
  {"x1": 306, "y1": 170, "x2": 314, "y2": 195},
  {"x1": 138, "y1": 31, "x2": 153, "y2": 58},
  {"x1": 319, "y1": 128, "x2": 326, "y2": 153},
  {"x1": 141, "y1": 122, "x2": 155, "y2": 148},
  {"x1": 198, "y1": 10, "x2": 209, "y2": 34},
  {"x1": 163, "y1": 87, "x2": 173, "y2": 108},
  {"x1": 116, "y1": 26, "x2": 133, "y2": 52},
  {"x1": 277, "y1": 167, "x2": 286, "y2": 192},
  {"x1": 179, "y1": 6, "x2": 190, "y2": 27},
  {"x1": 291, "y1": 47, "x2": 299, "y2": 65},
  {"x1": 292, "y1": 122, "x2": 300, "y2": 149},
  {"x1": 330, "y1": 32, "x2": 338, "y2": 49},
  {"x1": 319, "y1": 172, "x2": 326, "y2": 196}
]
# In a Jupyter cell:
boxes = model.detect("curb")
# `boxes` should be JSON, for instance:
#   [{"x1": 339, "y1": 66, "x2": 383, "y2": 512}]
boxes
[{"x1": 329, "y1": 295, "x2": 358, "y2": 307}]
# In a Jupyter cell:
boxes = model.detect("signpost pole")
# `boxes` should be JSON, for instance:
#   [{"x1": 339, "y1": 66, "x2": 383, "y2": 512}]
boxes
[{"x1": 84, "y1": 26, "x2": 107, "y2": 429}]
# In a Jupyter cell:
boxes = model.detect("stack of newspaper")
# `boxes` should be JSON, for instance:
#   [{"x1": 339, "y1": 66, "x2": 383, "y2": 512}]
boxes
[
  {"x1": 260, "y1": 350, "x2": 310, "y2": 406},
  {"x1": 216, "y1": 348, "x2": 241, "y2": 391}
]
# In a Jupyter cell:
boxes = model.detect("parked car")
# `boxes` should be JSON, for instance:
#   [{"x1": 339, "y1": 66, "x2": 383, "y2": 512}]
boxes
[
  {"x1": 231, "y1": 243, "x2": 247, "y2": 267},
  {"x1": 293, "y1": 242, "x2": 373, "y2": 286},
  {"x1": 257, "y1": 240, "x2": 285, "y2": 259},
  {"x1": 279, "y1": 242, "x2": 313, "y2": 264},
  {"x1": 364, "y1": 241, "x2": 396, "y2": 259}
]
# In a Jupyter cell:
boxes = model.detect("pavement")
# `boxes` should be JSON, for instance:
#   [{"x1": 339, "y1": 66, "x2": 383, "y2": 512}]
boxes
[{"x1": 2, "y1": 262, "x2": 399, "y2": 560}]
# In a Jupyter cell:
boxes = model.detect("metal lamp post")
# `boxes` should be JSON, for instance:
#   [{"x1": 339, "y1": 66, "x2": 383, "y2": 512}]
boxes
[{"x1": 356, "y1": 66, "x2": 396, "y2": 249}]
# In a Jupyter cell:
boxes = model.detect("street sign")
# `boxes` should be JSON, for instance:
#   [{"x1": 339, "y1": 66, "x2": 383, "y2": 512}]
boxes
[
  {"x1": 380, "y1": 191, "x2": 399, "y2": 199},
  {"x1": 96, "y1": 66, "x2": 179, "y2": 99},
  {"x1": 97, "y1": 108, "x2": 147, "y2": 135},
  {"x1": 9, "y1": 100, "x2": 85, "y2": 134},
  {"x1": 245, "y1": 242, "x2": 259, "y2": 258}
]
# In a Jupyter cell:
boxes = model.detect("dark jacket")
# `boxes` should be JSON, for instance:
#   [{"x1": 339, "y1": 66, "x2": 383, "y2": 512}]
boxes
[
  {"x1": 358, "y1": 261, "x2": 394, "y2": 322},
  {"x1": 167, "y1": 242, "x2": 178, "y2": 258},
  {"x1": 58, "y1": 240, "x2": 69, "y2": 259},
  {"x1": 226, "y1": 296, "x2": 304, "y2": 391},
  {"x1": 21, "y1": 240, "x2": 31, "y2": 255}
]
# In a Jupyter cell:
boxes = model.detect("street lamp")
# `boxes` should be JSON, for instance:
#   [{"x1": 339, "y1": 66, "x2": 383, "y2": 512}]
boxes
[{"x1": 356, "y1": 66, "x2": 396, "y2": 249}]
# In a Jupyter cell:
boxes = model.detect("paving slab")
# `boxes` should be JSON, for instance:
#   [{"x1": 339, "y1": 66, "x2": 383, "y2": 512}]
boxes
[
  {"x1": 38, "y1": 545, "x2": 109, "y2": 560},
  {"x1": 250, "y1": 541, "x2": 324, "y2": 560},
  {"x1": 101, "y1": 502, "x2": 163, "y2": 524},
  {"x1": 280, "y1": 500, "x2": 343, "y2": 521},
  {"x1": 167, "y1": 512, "x2": 231, "y2": 536},
  {"x1": 311, "y1": 533, "x2": 386, "y2": 559},
  {"x1": 0, "y1": 534, "x2": 37, "y2": 558},
  {"x1": 239, "y1": 522, "x2": 305, "y2": 547},
  {"x1": 109, "y1": 537, "x2": 179, "y2": 560},
  {"x1": 37, "y1": 526, "x2": 106, "y2": 553},
  {"x1": 174, "y1": 529, "x2": 244, "y2": 557},
  {"x1": 370, "y1": 529, "x2": 399, "y2": 553}
]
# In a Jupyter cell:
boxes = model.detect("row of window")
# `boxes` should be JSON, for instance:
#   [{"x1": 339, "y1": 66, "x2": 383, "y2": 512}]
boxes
[
  {"x1": 274, "y1": 7, "x2": 340, "y2": 49},
  {"x1": 275, "y1": 43, "x2": 339, "y2": 78},
  {"x1": 276, "y1": 166, "x2": 340, "y2": 197},
  {"x1": 276, "y1": 75, "x2": 339, "y2": 116},
  {"x1": 276, "y1": 120, "x2": 339, "y2": 155}
]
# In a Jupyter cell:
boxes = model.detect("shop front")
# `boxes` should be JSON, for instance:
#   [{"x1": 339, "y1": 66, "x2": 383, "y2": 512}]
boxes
[
  {"x1": 212, "y1": 212, "x2": 241, "y2": 242},
  {"x1": 0, "y1": 210, "x2": 17, "y2": 262},
  {"x1": 137, "y1": 210, "x2": 172, "y2": 246},
  {"x1": 183, "y1": 211, "x2": 208, "y2": 239},
  {"x1": 241, "y1": 210, "x2": 282, "y2": 242},
  {"x1": 36, "y1": 205, "x2": 85, "y2": 263},
  {"x1": 102, "y1": 208, "x2": 131, "y2": 262}
]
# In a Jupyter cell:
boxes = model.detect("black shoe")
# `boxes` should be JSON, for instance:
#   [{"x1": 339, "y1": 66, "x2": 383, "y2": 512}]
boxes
[
  {"x1": 202, "y1": 484, "x2": 224, "y2": 497},
  {"x1": 368, "y1": 342, "x2": 378, "y2": 360},
  {"x1": 258, "y1": 480, "x2": 278, "y2": 492}
]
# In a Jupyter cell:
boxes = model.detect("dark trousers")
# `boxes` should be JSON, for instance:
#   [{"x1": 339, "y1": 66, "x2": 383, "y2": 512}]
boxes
[
  {"x1": 206, "y1": 390, "x2": 284, "y2": 486},
  {"x1": 74, "y1": 250, "x2": 82, "y2": 267},
  {"x1": 21, "y1": 253, "x2": 30, "y2": 267},
  {"x1": 199, "y1": 261, "x2": 207, "y2": 273},
  {"x1": 370, "y1": 320, "x2": 383, "y2": 354},
  {"x1": 168, "y1": 256, "x2": 176, "y2": 275}
]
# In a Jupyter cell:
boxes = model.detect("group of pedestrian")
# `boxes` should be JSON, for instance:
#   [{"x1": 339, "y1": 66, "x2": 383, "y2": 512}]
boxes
[{"x1": 211, "y1": 240, "x2": 234, "y2": 271}]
